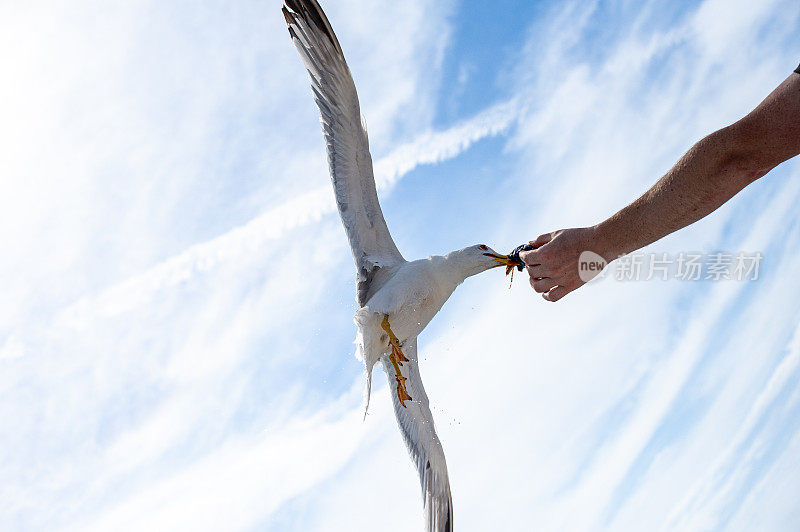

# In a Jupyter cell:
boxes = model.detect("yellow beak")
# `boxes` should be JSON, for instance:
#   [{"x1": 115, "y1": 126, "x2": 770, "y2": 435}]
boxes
[
  {"x1": 483, "y1": 252, "x2": 523, "y2": 277},
  {"x1": 483, "y1": 252, "x2": 516, "y2": 267}
]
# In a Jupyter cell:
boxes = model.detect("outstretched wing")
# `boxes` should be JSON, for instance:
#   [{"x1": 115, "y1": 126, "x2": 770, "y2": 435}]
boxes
[
  {"x1": 283, "y1": 0, "x2": 405, "y2": 306},
  {"x1": 381, "y1": 337, "x2": 453, "y2": 532}
]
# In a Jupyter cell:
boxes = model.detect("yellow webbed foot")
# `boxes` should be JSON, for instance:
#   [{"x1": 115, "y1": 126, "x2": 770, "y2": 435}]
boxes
[
  {"x1": 382, "y1": 315, "x2": 412, "y2": 406},
  {"x1": 391, "y1": 342, "x2": 409, "y2": 363},
  {"x1": 394, "y1": 373, "x2": 413, "y2": 406}
]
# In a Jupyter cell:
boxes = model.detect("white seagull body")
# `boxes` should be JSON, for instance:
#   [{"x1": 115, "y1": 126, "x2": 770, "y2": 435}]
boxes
[{"x1": 283, "y1": 2, "x2": 516, "y2": 530}]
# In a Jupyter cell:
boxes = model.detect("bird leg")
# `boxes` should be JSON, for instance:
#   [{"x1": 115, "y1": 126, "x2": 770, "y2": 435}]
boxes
[
  {"x1": 380, "y1": 316, "x2": 408, "y2": 363},
  {"x1": 381, "y1": 316, "x2": 412, "y2": 407}
]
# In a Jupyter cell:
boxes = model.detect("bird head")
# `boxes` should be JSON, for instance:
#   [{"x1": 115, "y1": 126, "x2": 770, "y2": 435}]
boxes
[{"x1": 446, "y1": 244, "x2": 528, "y2": 282}]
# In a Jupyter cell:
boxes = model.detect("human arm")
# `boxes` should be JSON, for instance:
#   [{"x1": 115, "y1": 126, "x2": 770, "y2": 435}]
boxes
[{"x1": 521, "y1": 70, "x2": 800, "y2": 302}]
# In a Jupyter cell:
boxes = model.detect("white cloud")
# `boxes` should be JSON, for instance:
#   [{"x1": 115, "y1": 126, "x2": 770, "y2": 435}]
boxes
[
  {"x1": 77, "y1": 395, "x2": 369, "y2": 532},
  {"x1": 665, "y1": 321, "x2": 800, "y2": 529},
  {"x1": 56, "y1": 97, "x2": 519, "y2": 328},
  {"x1": 281, "y1": 1, "x2": 800, "y2": 530},
  {"x1": 3, "y1": 0, "x2": 800, "y2": 530}
]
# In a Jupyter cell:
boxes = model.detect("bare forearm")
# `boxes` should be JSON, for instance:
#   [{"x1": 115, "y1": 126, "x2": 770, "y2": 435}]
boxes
[
  {"x1": 521, "y1": 72, "x2": 800, "y2": 302},
  {"x1": 593, "y1": 73, "x2": 800, "y2": 259},
  {"x1": 593, "y1": 126, "x2": 764, "y2": 258}
]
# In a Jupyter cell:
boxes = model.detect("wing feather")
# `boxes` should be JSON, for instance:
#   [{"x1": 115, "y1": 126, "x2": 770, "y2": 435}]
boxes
[
  {"x1": 283, "y1": 0, "x2": 405, "y2": 306},
  {"x1": 381, "y1": 338, "x2": 453, "y2": 532}
]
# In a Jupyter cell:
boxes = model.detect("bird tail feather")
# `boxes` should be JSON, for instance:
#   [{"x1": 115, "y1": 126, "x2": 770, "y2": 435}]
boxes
[{"x1": 354, "y1": 307, "x2": 380, "y2": 419}]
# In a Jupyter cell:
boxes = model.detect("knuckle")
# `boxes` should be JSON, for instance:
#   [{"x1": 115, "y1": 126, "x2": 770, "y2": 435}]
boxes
[
  {"x1": 549, "y1": 240, "x2": 566, "y2": 254},
  {"x1": 536, "y1": 247, "x2": 553, "y2": 262}
]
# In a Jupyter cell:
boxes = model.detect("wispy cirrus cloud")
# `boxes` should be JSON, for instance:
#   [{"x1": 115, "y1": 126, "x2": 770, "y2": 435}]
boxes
[
  {"x1": 666, "y1": 320, "x2": 800, "y2": 530},
  {"x1": 57, "y1": 98, "x2": 519, "y2": 326},
  {"x1": 280, "y1": 1, "x2": 800, "y2": 530},
  {"x1": 3, "y1": 0, "x2": 800, "y2": 530}
]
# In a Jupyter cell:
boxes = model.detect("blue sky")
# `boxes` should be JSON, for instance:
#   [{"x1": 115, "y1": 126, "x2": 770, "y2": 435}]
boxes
[{"x1": 1, "y1": 0, "x2": 800, "y2": 530}]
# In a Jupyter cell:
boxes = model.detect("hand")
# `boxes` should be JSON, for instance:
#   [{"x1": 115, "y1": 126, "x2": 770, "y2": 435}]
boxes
[{"x1": 519, "y1": 227, "x2": 610, "y2": 302}]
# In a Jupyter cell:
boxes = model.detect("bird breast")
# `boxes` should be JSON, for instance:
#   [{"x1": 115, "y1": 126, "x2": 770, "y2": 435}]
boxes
[{"x1": 365, "y1": 260, "x2": 455, "y2": 341}]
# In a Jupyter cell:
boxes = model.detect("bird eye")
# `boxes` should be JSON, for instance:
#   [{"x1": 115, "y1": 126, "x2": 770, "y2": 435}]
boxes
[{"x1": 479, "y1": 244, "x2": 488, "y2": 250}]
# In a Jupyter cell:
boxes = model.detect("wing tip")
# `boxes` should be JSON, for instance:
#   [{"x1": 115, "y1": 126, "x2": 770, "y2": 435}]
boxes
[
  {"x1": 282, "y1": 0, "x2": 343, "y2": 54},
  {"x1": 282, "y1": 6, "x2": 297, "y2": 41},
  {"x1": 445, "y1": 491, "x2": 453, "y2": 532},
  {"x1": 424, "y1": 485, "x2": 453, "y2": 532}
]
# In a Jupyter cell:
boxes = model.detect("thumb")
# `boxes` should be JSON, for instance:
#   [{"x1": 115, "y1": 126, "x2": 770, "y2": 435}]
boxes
[{"x1": 519, "y1": 247, "x2": 541, "y2": 266}]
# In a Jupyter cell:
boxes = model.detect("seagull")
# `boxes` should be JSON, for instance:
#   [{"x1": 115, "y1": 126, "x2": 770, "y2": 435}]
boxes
[{"x1": 282, "y1": 2, "x2": 519, "y2": 530}]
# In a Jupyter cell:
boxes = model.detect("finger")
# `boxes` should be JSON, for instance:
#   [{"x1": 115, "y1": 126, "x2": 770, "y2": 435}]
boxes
[
  {"x1": 529, "y1": 233, "x2": 553, "y2": 249},
  {"x1": 531, "y1": 277, "x2": 557, "y2": 294},
  {"x1": 519, "y1": 249, "x2": 541, "y2": 266},
  {"x1": 525, "y1": 263, "x2": 549, "y2": 278},
  {"x1": 542, "y1": 285, "x2": 575, "y2": 302}
]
